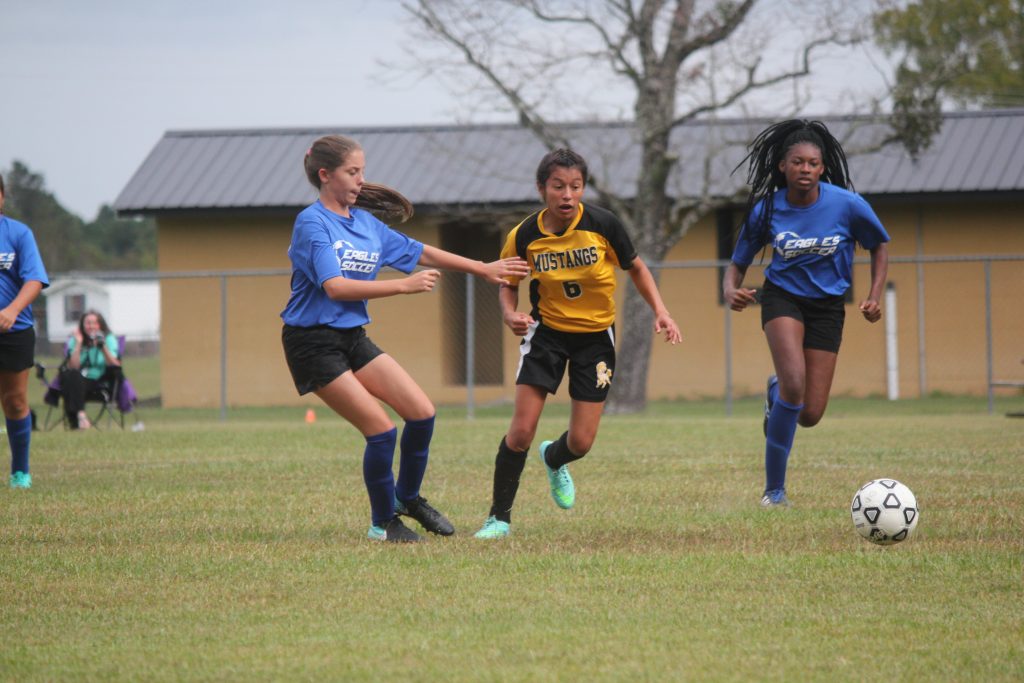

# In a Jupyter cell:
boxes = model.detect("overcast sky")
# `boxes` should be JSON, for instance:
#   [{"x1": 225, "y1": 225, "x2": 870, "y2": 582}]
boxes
[{"x1": 2, "y1": 0, "x2": 890, "y2": 220}]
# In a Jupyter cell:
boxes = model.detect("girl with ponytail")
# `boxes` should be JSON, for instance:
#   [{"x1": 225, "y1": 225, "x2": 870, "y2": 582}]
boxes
[{"x1": 282, "y1": 135, "x2": 529, "y2": 542}]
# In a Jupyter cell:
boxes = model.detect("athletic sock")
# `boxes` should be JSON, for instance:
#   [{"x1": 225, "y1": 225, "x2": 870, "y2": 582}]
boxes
[
  {"x1": 7, "y1": 414, "x2": 32, "y2": 475},
  {"x1": 488, "y1": 437, "x2": 528, "y2": 523},
  {"x1": 363, "y1": 428, "x2": 398, "y2": 526},
  {"x1": 764, "y1": 397, "x2": 802, "y2": 492},
  {"x1": 543, "y1": 431, "x2": 584, "y2": 470},
  {"x1": 395, "y1": 415, "x2": 434, "y2": 503}
]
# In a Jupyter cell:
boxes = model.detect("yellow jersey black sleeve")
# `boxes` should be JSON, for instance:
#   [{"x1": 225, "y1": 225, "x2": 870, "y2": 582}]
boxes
[{"x1": 499, "y1": 202, "x2": 637, "y2": 333}]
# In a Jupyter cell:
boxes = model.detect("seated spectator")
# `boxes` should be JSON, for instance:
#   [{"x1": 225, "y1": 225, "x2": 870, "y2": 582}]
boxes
[{"x1": 59, "y1": 310, "x2": 122, "y2": 430}]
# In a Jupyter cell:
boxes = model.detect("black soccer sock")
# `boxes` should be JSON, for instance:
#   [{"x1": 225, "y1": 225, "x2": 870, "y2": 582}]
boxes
[
  {"x1": 489, "y1": 437, "x2": 528, "y2": 523},
  {"x1": 543, "y1": 431, "x2": 585, "y2": 470}
]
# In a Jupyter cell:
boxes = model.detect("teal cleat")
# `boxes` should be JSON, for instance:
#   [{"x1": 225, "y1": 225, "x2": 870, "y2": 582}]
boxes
[
  {"x1": 473, "y1": 516, "x2": 511, "y2": 539},
  {"x1": 367, "y1": 516, "x2": 422, "y2": 543},
  {"x1": 539, "y1": 440, "x2": 574, "y2": 509},
  {"x1": 9, "y1": 471, "x2": 31, "y2": 489}
]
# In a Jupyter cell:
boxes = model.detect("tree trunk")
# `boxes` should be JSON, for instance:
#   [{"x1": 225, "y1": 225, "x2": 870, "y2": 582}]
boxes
[{"x1": 606, "y1": 282, "x2": 657, "y2": 414}]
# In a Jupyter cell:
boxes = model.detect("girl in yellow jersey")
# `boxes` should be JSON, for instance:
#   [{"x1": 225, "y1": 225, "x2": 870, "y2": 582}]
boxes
[{"x1": 475, "y1": 149, "x2": 681, "y2": 538}]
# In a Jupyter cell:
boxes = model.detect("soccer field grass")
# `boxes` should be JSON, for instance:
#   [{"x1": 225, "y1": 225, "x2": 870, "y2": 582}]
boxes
[{"x1": 2, "y1": 399, "x2": 1022, "y2": 681}]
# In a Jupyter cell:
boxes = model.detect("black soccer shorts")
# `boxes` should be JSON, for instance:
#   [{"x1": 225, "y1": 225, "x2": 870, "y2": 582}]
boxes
[
  {"x1": 760, "y1": 279, "x2": 846, "y2": 353},
  {"x1": 0, "y1": 327, "x2": 36, "y2": 372},
  {"x1": 515, "y1": 321, "x2": 616, "y2": 402},
  {"x1": 281, "y1": 324, "x2": 384, "y2": 395}
]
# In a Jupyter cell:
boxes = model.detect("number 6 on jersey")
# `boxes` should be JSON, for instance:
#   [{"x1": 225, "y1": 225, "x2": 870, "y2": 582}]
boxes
[{"x1": 562, "y1": 281, "x2": 582, "y2": 299}]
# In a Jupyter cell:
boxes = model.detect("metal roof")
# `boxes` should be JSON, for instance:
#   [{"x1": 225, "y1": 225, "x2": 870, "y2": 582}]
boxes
[{"x1": 114, "y1": 109, "x2": 1024, "y2": 214}]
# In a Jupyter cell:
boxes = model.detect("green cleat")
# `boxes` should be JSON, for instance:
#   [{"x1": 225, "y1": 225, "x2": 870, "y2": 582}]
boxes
[
  {"x1": 473, "y1": 516, "x2": 510, "y2": 539},
  {"x1": 9, "y1": 471, "x2": 31, "y2": 489},
  {"x1": 539, "y1": 440, "x2": 574, "y2": 509}
]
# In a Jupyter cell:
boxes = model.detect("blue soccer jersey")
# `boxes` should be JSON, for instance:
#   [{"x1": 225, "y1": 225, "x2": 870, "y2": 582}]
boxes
[
  {"x1": 0, "y1": 215, "x2": 49, "y2": 331},
  {"x1": 281, "y1": 202, "x2": 424, "y2": 328},
  {"x1": 731, "y1": 183, "x2": 889, "y2": 298}
]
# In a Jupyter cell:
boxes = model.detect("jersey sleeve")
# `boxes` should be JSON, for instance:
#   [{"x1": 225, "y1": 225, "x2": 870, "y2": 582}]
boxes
[
  {"x1": 848, "y1": 194, "x2": 890, "y2": 250},
  {"x1": 291, "y1": 216, "x2": 342, "y2": 287},
  {"x1": 498, "y1": 226, "x2": 525, "y2": 286},
  {"x1": 730, "y1": 203, "x2": 767, "y2": 266},
  {"x1": 602, "y1": 213, "x2": 637, "y2": 270},
  {"x1": 16, "y1": 227, "x2": 49, "y2": 287},
  {"x1": 378, "y1": 222, "x2": 424, "y2": 274}
]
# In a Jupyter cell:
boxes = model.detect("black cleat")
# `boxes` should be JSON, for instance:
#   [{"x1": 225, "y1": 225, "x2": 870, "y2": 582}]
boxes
[
  {"x1": 395, "y1": 496, "x2": 455, "y2": 536},
  {"x1": 368, "y1": 516, "x2": 423, "y2": 543}
]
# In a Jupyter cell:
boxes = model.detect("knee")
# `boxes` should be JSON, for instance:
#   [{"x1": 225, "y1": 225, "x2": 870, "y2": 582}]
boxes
[
  {"x1": 406, "y1": 405, "x2": 435, "y2": 422},
  {"x1": 1, "y1": 392, "x2": 28, "y2": 419},
  {"x1": 798, "y1": 408, "x2": 824, "y2": 428},
  {"x1": 566, "y1": 432, "x2": 595, "y2": 456},
  {"x1": 777, "y1": 375, "x2": 805, "y2": 406},
  {"x1": 505, "y1": 426, "x2": 536, "y2": 452}
]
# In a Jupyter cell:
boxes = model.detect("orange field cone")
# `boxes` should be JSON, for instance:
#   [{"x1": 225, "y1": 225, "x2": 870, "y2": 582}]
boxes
[{"x1": 305, "y1": 408, "x2": 316, "y2": 424}]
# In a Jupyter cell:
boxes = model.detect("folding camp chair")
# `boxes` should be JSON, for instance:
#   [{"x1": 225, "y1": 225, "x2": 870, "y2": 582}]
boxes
[{"x1": 35, "y1": 335, "x2": 140, "y2": 431}]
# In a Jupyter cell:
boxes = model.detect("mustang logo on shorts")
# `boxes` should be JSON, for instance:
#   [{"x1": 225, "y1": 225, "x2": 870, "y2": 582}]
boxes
[{"x1": 595, "y1": 361, "x2": 612, "y2": 389}]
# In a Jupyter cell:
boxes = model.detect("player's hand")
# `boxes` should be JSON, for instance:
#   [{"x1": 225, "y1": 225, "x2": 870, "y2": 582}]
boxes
[
  {"x1": 504, "y1": 311, "x2": 535, "y2": 336},
  {"x1": 481, "y1": 257, "x2": 530, "y2": 286},
  {"x1": 859, "y1": 298, "x2": 882, "y2": 323},
  {"x1": 0, "y1": 307, "x2": 15, "y2": 332},
  {"x1": 724, "y1": 286, "x2": 757, "y2": 312},
  {"x1": 654, "y1": 312, "x2": 682, "y2": 345},
  {"x1": 403, "y1": 269, "x2": 441, "y2": 294}
]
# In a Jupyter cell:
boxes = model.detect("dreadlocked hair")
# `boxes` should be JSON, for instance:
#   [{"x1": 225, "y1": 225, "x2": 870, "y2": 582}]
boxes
[
  {"x1": 735, "y1": 119, "x2": 852, "y2": 245},
  {"x1": 303, "y1": 135, "x2": 414, "y2": 223}
]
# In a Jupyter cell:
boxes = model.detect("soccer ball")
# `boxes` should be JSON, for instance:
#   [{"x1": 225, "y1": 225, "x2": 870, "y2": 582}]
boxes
[{"x1": 850, "y1": 479, "x2": 919, "y2": 545}]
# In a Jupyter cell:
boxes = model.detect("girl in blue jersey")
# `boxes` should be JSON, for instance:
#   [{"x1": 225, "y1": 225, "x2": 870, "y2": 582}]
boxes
[
  {"x1": 0, "y1": 173, "x2": 49, "y2": 489},
  {"x1": 722, "y1": 120, "x2": 889, "y2": 507},
  {"x1": 281, "y1": 135, "x2": 529, "y2": 543}
]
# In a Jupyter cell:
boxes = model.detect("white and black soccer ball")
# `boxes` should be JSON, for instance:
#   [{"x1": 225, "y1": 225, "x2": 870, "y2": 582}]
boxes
[{"x1": 850, "y1": 479, "x2": 919, "y2": 545}]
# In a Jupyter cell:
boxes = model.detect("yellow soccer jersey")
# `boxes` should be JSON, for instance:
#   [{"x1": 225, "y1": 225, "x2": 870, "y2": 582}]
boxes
[{"x1": 500, "y1": 202, "x2": 637, "y2": 333}]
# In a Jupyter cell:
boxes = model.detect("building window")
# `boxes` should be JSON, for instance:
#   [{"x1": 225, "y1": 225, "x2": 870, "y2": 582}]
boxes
[
  {"x1": 65, "y1": 294, "x2": 85, "y2": 323},
  {"x1": 440, "y1": 221, "x2": 504, "y2": 386}
]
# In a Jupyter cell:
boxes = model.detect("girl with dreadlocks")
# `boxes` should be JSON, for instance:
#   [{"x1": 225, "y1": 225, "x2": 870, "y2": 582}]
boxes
[
  {"x1": 282, "y1": 134, "x2": 529, "y2": 542},
  {"x1": 722, "y1": 120, "x2": 889, "y2": 507}
]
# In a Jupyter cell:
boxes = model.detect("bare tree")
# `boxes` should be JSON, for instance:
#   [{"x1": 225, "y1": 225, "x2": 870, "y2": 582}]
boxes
[{"x1": 402, "y1": 0, "x2": 875, "y2": 412}]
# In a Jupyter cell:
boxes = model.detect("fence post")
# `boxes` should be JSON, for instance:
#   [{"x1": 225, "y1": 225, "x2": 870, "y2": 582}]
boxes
[
  {"x1": 465, "y1": 273, "x2": 475, "y2": 420},
  {"x1": 985, "y1": 260, "x2": 994, "y2": 415},
  {"x1": 916, "y1": 207, "x2": 927, "y2": 397},
  {"x1": 220, "y1": 275, "x2": 228, "y2": 421},
  {"x1": 724, "y1": 304, "x2": 733, "y2": 417},
  {"x1": 885, "y1": 282, "x2": 899, "y2": 400}
]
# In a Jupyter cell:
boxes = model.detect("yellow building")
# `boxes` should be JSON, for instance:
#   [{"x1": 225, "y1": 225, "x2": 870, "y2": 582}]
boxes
[{"x1": 115, "y1": 113, "x2": 1024, "y2": 408}]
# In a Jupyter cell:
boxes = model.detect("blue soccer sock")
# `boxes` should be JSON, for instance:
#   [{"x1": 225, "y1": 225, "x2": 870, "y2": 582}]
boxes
[
  {"x1": 764, "y1": 396, "x2": 802, "y2": 492},
  {"x1": 363, "y1": 428, "x2": 398, "y2": 526},
  {"x1": 395, "y1": 415, "x2": 434, "y2": 503},
  {"x1": 7, "y1": 414, "x2": 32, "y2": 475}
]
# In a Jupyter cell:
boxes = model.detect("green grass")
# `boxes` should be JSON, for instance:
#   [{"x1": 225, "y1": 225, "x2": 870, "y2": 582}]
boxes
[{"x1": 1, "y1": 401, "x2": 1022, "y2": 681}]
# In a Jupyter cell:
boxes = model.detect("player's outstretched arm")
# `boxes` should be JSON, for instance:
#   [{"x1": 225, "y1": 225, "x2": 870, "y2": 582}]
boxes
[
  {"x1": 418, "y1": 245, "x2": 529, "y2": 285},
  {"x1": 322, "y1": 270, "x2": 441, "y2": 301},
  {"x1": 627, "y1": 257, "x2": 681, "y2": 344}
]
